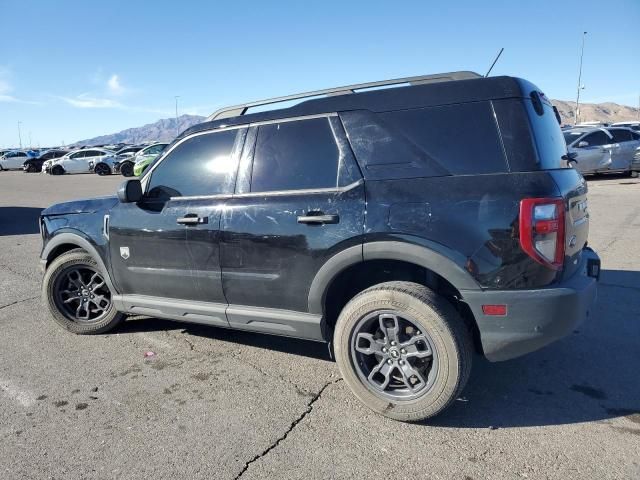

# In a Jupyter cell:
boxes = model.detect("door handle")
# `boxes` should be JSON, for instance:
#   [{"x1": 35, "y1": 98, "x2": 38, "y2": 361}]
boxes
[
  {"x1": 177, "y1": 215, "x2": 208, "y2": 225},
  {"x1": 297, "y1": 213, "x2": 339, "y2": 225}
]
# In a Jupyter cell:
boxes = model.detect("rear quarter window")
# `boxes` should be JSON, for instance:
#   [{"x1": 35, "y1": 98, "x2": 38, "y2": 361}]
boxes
[{"x1": 524, "y1": 98, "x2": 567, "y2": 170}]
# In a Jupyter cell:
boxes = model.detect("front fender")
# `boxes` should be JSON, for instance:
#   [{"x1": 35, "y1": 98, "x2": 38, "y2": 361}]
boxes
[{"x1": 41, "y1": 231, "x2": 118, "y2": 295}]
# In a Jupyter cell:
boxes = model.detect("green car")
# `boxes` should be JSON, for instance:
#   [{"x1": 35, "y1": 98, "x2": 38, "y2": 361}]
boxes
[{"x1": 131, "y1": 143, "x2": 169, "y2": 177}]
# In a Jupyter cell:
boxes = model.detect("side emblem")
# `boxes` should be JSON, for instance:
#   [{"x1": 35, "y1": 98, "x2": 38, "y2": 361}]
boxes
[{"x1": 120, "y1": 247, "x2": 130, "y2": 260}]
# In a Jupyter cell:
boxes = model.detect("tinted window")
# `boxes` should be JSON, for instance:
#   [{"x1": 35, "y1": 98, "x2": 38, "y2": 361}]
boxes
[
  {"x1": 147, "y1": 144, "x2": 167, "y2": 155},
  {"x1": 379, "y1": 102, "x2": 507, "y2": 174},
  {"x1": 632, "y1": 131, "x2": 640, "y2": 140},
  {"x1": 608, "y1": 129, "x2": 633, "y2": 143},
  {"x1": 147, "y1": 130, "x2": 238, "y2": 200},
  {"x1": 250, "y1": 118, "x2": 339, "y2": 192},
  {"x1": 580, "y1": 131, "x2": 611, "y2": 147},
  {"x1": 524, "y1": 99, "x2": 567, "y2": 169}
]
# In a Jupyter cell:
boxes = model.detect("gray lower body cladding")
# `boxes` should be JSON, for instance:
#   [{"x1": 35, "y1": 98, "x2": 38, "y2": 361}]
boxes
[{"x1": 461, "y1": 248, "x2": 600, "y2": 361}]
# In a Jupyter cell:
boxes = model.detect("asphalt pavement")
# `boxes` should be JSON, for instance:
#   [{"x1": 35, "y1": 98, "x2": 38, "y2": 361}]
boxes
[{"x1": 0, "y1": 170, "x2": 638, "y2": 479}]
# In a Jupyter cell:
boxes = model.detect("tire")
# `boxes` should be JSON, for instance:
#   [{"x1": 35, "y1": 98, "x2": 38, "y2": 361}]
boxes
[
  {"x1": 51, "y1": 165, "x2": 64, "y2": 175},
  {"x1": 94, "y1": 163, "x2": 111, "y2": 176},
  {"x1": 25, "y1": 163, "x2": 37, "y2": 173},
  {"x1": 120, "y1": 162, "x2": 134, "y2": 177},
  {"x1": 333, "y1": 281, "x2": 473, "y2": 422},
  {"x1": 632, "y1": 171, "x2": 639, "y2": 178},
  {"x1": 42, "y1": 249, "x2": 124, "y2": 334}
]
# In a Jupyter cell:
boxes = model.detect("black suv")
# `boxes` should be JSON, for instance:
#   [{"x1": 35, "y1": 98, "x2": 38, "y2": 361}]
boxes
[{"x1": 39, "y1": 71, "x2": 600, "y2": 421}]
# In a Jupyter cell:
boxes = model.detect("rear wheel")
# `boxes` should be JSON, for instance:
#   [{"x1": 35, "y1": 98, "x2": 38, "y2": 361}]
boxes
[
  {"x1": 333, "y1": 281, "x2": 473, "y2": 422},
  {"x1": 51, "y1": 165, "x2": 64, "y2": 175},
  {"x1": 120, "y1": 162, "x2": 134, "y2": 177},
  {"x1": 25, "y1": 163, "x2": 37, "y2": 173},
  {"x1": 42, "y1": 249, "x2": 124, "y2": 334},
  {"x1": 94, "y1": 163, "x2": 111, "y2": 176}
]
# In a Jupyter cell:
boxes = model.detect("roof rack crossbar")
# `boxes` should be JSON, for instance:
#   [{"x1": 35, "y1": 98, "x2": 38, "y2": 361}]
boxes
[{"x1": 207, "y1": 71, "x2": 481, "y2": 121}]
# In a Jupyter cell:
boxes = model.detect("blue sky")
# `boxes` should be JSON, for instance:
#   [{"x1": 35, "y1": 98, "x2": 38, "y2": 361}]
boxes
[{"x1": 1, "y1": 0, "x2": 638, "y2": 148}]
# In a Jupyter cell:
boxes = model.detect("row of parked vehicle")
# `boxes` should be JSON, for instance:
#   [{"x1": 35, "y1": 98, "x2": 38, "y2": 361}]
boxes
[
  {"x1": 562, "y1": 121, "x2": 640, "y2": 176},
  {"x1": 0, "y1": 142, "x2": 168, "y2": 177}
]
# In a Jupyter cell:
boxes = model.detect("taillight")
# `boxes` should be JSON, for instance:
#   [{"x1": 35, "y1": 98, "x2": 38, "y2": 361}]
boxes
[{"x1": 519, "y1": 198, "x2": 565, "y2": 270}]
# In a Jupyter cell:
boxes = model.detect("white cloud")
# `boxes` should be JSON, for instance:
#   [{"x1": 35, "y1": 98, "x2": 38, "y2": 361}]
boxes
[
  {"x1": 107, "y1": 74, "x2": 125, "y2": 95},
  {"x1": 59, "y1": 94, "x2": 123, "y2": 109}
]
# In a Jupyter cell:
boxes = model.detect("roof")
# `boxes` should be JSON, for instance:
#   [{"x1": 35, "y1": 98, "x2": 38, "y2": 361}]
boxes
[{"x1": 179, "y1": 72, "x2": 533, "y2": 140}]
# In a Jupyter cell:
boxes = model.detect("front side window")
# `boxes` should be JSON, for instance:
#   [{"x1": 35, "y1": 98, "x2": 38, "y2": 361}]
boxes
[
  {"x1": 580, "y1": 131, "x2": 611, "y2": 147},
  {"x1": 147, "y1": 130, "x2": 238, "y2": 200},
  {"x1": 250, "y1": 117, "x2": 339, "y2": 192}
]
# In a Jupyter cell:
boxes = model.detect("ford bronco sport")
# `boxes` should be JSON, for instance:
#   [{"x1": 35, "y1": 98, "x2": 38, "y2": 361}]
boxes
[{"x1": 40, "y1": 71, "x2": 600, "y2": 421}]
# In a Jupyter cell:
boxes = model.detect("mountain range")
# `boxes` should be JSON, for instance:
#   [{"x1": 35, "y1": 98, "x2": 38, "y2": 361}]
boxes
[{"x1": 76, "y1": 100, "x2": 639, "y2": 146}]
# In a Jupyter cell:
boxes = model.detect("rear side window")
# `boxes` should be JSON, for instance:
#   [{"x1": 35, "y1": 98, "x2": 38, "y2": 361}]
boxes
[
  {"x1": 378, "y1": 102, "x2": 507, "y2": 175},
  {"x1": 609, "y1": 129, "x2": 633, "y2": 143},
  {"x1": 250, "y1": 117, "x2": 339, "y2": 192},
  {"x1": 147, "y1": 130, "x2": 238, "y2": 200}
]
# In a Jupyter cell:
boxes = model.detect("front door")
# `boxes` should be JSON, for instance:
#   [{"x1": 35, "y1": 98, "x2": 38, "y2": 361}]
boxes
[
  {"x1": 573, "y1": 130, "x2": 613, "y2": 173},
  {"x1": 220, "y1": 116, "x2": 364, "y2": 338},
  {"x1": 108, "y1": 127, "x2": 244, "y2": 306}
]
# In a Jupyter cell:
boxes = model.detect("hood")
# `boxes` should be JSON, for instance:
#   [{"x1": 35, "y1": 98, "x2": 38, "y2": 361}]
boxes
[{"x1": 41, "y1": 195, "x2": 119, "y2": 216}]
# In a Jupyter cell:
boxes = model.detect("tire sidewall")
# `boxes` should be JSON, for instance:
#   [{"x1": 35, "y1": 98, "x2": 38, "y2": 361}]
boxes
[
  {"x1": 43, "y1": 250, "x2": 123, "y2": 334},
  {"x1": 334, "y1": 284, "x2": 466, "y2": 421}
]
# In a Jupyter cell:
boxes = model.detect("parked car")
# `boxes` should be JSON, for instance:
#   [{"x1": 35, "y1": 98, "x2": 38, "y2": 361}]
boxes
[
  {"x1": 45, "y1": 148, "x2": 115, "y2": 175},
  {"x1": 632, "y1": 145, "x2": 640, "y2": 177},
  {"x1": 23, "y1": 149, "x2": 68, "y2": 173},
  {"x1": 115, "y1": 143, "x2": 168, "y2": 176},
  {"x1": 0, "y1": 150, "x2": 35, "y2": 170},
  {"x1": 564, "y1": 127, "x2": 640, "y2": 175},
  {"x1": 39, "y1": 71, "x2": 600, "y2": 422},
  {"x1": 132, "y1": 143, "x2": 168, "y2": 176},
  {"x1": 611, "y1": 121, "x2": 640, "y2": 131},
  {"x1": 91, "y1": 154, "x2": 119, "y2": 176},
  {"x1": 114, "y1": 145, "x2": 143, "y2": 158}
]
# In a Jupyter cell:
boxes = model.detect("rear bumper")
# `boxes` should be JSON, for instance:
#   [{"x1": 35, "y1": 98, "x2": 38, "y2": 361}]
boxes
[{"x1": 461, "y1": 248, "x2": 600, "y2": 362}]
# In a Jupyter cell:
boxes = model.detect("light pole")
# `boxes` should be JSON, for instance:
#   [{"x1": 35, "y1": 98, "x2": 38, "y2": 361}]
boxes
[
  {"x1": 175, "y1": 96, "x2": 180, "y2": 137},
  {"x1": 17, "y1": 121, "x2": 23, "y2": 149},
  {"x1": 574, "y1": 31, "x2": 587, "y2": 125}
]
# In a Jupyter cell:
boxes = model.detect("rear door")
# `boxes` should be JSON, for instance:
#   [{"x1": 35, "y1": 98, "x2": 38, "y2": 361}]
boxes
[
  {"x1": 608, "y1": 128, "x2": 635, "y2": 171},
  {"x1": 572, "y1": 130, "x2": 613, "y2": 173},
  {"x1": 220, "y1": 115, "x2": 364, "y2": 336}
]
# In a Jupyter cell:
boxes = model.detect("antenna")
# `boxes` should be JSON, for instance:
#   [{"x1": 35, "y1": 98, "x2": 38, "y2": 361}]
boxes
[{"x1": 484, "y1": 48, "x2": 504, "y2": 77}]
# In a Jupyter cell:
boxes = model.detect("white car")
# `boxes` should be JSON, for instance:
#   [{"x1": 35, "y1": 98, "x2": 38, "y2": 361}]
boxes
[
  {"x1": 0, "y1": 150, "x2": 33, "y2": 170},
  {"x1": 46, "y1": 148, "x2": 115, "y2": 175}
]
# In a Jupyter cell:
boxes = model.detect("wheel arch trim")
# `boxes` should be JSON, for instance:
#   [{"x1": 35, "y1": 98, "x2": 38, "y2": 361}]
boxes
[
  {"x1": 42, "y1": 232, "x2": 119, "y2": 294},
  {"x1": 307, "y1": 240, "x2": 481, "y2": 315}
]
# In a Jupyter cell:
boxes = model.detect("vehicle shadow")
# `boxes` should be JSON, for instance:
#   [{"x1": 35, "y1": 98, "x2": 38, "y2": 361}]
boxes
[
  {"x1": 115, "y1": 269, "x2": 639, "y2": 428},
  {"x1": 428, "y1": 268, "x2": 640, "y2": 428},
  {"x1": 0, "y1": 207, "x2": 43, "y2": 236},
  {"x1": 118, "y1": 316, "x2": 332, "y2": 362}
]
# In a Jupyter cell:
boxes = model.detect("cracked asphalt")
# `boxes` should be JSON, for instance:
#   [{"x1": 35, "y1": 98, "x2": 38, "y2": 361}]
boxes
[{"x1": 0, "y1": 171, "x2": 639, "y2": 479}]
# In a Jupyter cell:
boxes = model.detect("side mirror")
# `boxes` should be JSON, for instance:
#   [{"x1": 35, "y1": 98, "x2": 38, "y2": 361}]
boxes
[
  {"x1": 117, "y1": 179, "x2": 142, "y2": 203},
  {"x1": 577, "y1": 141, "x2": 589, "y2": 148}
]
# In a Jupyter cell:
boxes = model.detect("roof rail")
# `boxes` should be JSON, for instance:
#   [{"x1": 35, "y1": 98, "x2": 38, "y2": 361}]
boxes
[{"x1": 207, "y1": 71, "x2": 481, "y2": 121}]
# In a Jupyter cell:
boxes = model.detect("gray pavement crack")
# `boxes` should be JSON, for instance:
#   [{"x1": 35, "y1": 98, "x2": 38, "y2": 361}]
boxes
[
  {"x1": 233, "y1": 378, "x2": 342, "y2": 480},
  {"x1": 0, "y1": 295, "x2": 39, "y2": 310},
  {"x1": 229, "y1": 351, "x2": 313, "y2": 397}
]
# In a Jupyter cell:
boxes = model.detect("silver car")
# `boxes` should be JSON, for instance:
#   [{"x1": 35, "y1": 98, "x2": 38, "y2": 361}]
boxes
[{"x1": 564, "y1": 127, "x2": 640, "y2": 175}]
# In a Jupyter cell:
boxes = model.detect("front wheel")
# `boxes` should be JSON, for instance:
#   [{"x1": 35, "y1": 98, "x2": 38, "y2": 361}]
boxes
[
  {"x1": 42, "y1": 249, "x2": 124, "y2": 334},
  {"x1": 51, "y1": 165, "x2": 64, "y2": 175},
  {"x1": 120, "y1": 162, "x2": 134, "y2": 177},
  {"x1": 333, "y1": 281, "x2": 473, "y2": 422}
]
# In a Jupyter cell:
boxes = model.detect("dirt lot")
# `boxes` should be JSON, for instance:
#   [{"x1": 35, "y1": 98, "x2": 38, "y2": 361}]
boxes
[{"x1": 0, "y1": 170, "x2": 638, "y2": 479}]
